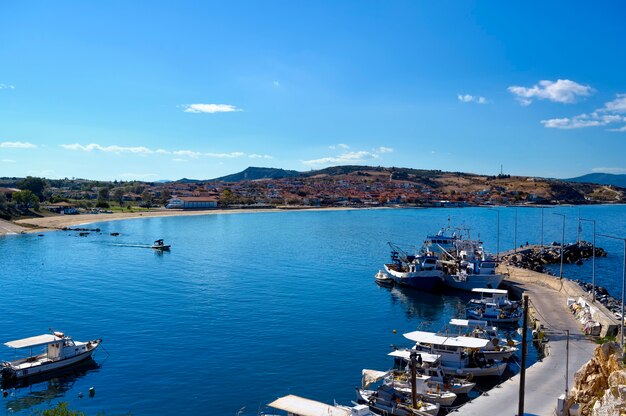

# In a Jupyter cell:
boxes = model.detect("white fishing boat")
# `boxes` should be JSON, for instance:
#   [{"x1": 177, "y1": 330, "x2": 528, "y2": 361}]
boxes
[
  {"x1": 267, "y1": 394, "x2": 373, "y2": 416},
  {"x1": 447, "y1": 319, "x2": 518, "y2": 360},
  {"x1": 0, "y1": 332, "x2": 102, "y2": 380},
  {"x1": 388, "y1": 349, "x2": 476, "y2": 395},
  {"x1": 374, "y1": 270, "x2": 394, "y2": 286},
  {"x1": 466, "y1": 302, "x2": 521, "y2": 325},
  {"x1": 467, "y1": 288, "x2": 520, "y2": 310},
  {"x1": 403, "y1": 330, "x2": 508, "y2": 378},
  {"x1": 357, "y1": 384, "x2": 440, "y2": 416},
  {"x1": 384, "y1": 243, "x2": 443, "y2": 291}
]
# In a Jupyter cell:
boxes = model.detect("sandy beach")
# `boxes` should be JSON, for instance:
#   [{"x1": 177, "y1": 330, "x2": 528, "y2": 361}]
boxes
[{"x1": 2, "y1": 206, "x2": 367, "y2": 236}]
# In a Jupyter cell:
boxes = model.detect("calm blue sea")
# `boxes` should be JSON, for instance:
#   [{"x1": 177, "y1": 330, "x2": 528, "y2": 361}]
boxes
[{"x1": 0, "y1": 206, "x2": 624, "y2": 415}]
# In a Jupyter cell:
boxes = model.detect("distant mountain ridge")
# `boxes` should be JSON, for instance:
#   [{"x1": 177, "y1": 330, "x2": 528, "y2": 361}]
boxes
[
  {"x1": 564, "y1": 173, "x2": 626, "y2": 188},
  {"x1": 208, "y1": 167, "x2": 301, "y2": 182}
]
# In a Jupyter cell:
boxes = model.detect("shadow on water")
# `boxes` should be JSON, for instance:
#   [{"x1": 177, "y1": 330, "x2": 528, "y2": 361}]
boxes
[
  {"x1": 2, "y1": 359, "x2": 100, "y2": 413},
  {"x1": 388, "y1": 285, "x2": 445, "y2": 321}
]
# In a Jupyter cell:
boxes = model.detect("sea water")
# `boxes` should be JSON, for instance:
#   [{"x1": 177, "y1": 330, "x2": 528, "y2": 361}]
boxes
[{"x1": 0, "y1": 206, "x2": 624, "y2": 415}]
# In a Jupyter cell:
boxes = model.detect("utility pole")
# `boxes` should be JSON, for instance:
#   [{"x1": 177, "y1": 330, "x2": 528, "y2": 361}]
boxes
[
  {"x1": 554, "y1": 213, "x2": 566, "y2": 279},
  {"x1": 518, "y1": 295, "x2": 529, "y2": 416},
  {"x1": 581, "y1": 219, "x2": 596, "y2": 302},
  {"x1": 565, "y1": 329, "x2": 570, "y2": 416},
  {"x1": 514, "y1": 208, "x2": 518, "y2": 253},
  {"x1": 541, "y1": 207, "x2": 545, "y2": 249}
]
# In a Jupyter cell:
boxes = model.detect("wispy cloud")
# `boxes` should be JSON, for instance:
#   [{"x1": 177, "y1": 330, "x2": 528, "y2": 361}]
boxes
[
  {"x1": 591, "y1": 167, "x2": 626, "y2": 174},
  {"x1": 273, "y1": 81, "x2": 281, "y2": 88},
  {"x1": 302, "y1": 146, "x2": 392, "y2": 166},
  {"x1": 172, "y1": 158, "x2": 187, "y2": 163},
  {"x1": 60, "y1": 143, "x2": 261, "y2": 159},
  {"x1": 1, "y1": 159, "x2": 16, "y2": 163},
  {"x1": 329, "y1": 143, "x2": 350, "y2": 150},
  {"x1": 182, "y1": 104, "x2": 242, "y2": 114},
  {"x1": 458, "y1": 94, "x2": 488, "y2": 104},
  {"x1": 541, "y1": 94, "x2": 626, "y2": 131},
  {"x1": 248, "y1": 154, "x2": 273, "y2": 159},
  {"x1": 0, "y1": 141, "x2": 37, "y2": 149},
  {"x1": 508, "y1": 79, "x2": 594, "y2": 106},
  {"x1": 0, "y1": 84, "x2": 15, "y2": 90},
  {"x1": 60, "y1": 143, "x2": 152, "y2": 154}
]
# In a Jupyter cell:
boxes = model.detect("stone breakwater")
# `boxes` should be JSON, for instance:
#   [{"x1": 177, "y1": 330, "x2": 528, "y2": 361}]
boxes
[{"x1": 502, "y1": 241, "x2": 607, "y2": 274}]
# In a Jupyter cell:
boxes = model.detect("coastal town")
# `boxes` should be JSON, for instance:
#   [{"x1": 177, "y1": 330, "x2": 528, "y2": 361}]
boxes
[{"x1": 1, "y1": 166, "x2": 624, "y2": 220}]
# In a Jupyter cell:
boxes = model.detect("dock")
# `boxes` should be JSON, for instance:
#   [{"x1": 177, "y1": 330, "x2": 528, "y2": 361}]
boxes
[{"x1": 456, "y1": 264, "x2": 617, "y2": 415}]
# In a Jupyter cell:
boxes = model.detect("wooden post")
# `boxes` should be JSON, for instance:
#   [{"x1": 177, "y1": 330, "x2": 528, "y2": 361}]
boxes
[{"x1": 410, "y1": 351, "x2": 418, "y2": 409}]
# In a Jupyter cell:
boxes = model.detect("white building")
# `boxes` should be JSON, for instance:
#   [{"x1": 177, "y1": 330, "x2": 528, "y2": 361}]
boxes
[{"x1": 166, "y1": 196, "x2": 218, "y2": 210}]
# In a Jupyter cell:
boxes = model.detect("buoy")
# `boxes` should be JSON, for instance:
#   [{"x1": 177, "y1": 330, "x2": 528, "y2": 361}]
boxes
[
  {"x1": 89, "y1": 387, "x2": 95, "y2": 398},
  {"x1": 393, "y1": 329, "x2": 397, "y2": 334},
  {"x1": 78, "y1": 392, "x2": 83, "y2": 398},
  {"x1": 2, "y1": 391, "x2": 7, "y2": 398}
]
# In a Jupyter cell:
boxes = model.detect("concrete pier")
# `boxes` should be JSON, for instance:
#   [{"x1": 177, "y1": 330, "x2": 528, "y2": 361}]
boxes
[{"x1": 456, "y1": 265, "x2": 607, "y2": 415}]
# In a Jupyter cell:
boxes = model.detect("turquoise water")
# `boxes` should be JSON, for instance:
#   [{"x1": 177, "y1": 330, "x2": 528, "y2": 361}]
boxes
[{"x1": 0, "y1": 206, "x2": 624, "y2": 415}]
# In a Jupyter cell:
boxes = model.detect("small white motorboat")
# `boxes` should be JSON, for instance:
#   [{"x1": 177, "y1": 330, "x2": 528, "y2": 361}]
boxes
[
  {"x1": 151, "y1": 239, "x2": 171, "y2": 251},
  {"x1": 375, "y1": 270, "x2": 394, "y2": 286},
  {"x1": 0, "y1": 332, "x2": 102, "y2": 380}
]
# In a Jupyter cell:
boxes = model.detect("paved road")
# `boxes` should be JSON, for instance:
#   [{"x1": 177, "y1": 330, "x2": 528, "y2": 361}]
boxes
[
  {"x1": 0, "y1": 219, "x2": 26, "y2": 235},
  {"x1": 457, "y1": 278, "x2": 596, "y2": 416}
]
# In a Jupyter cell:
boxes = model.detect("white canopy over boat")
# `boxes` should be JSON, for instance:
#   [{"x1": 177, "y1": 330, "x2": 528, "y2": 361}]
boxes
[
  {"x1": 4, "y1": 334, "x2": 62, "y2": 349},
  {"x1": 471, "y1": 288, "x2": 508, "y2": 295},
  {"x1": 268, "y1": 394, "x2": 349, "y2": 416},
  {"x1": 449, "y1": 319, "x2": 489, "y2": 328},
  {"x1": 403, "y1": 330, "x2": 490, "y2": 349},
  {"x1": 387, "y1": 350, "x2": 440, "y2": 364}
]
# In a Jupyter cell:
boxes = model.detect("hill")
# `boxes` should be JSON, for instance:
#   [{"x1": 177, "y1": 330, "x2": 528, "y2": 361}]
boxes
[
  {"x1": 209, "y1": 167, "x2": 301, "y2": 182},
  {"x1": 564, "y1": 173, "x2": 626, "y2": 188}
]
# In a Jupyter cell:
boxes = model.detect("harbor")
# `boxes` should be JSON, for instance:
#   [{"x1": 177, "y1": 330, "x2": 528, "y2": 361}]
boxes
[{"x1": 0, "y1": 206, "x2": 625, "y2": 415}]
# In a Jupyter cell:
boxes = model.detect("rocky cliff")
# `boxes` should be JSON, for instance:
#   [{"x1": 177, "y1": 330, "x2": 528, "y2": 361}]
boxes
[{"x1": 569, "y1": 342, "x2": 626, "y2": 415}]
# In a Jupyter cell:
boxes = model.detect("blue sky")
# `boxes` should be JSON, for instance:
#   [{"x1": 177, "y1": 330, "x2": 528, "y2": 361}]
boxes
[{"x1": 0, "y1": 1, "x2": 625, "y2": 181}]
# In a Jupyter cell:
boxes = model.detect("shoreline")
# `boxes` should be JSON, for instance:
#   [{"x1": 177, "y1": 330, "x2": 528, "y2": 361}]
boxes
[{"x1": 6, "y1": 206, "x2": 378, "y2": 235}]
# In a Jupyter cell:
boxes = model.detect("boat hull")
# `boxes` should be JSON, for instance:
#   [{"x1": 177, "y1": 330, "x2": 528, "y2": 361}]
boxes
[
  {"x1": 2, "y1": 341, "x2": 101, "y2": 380},
  {"x1": 466, "y1": 309, "x2": 520, "y2": 325},
  {"x1": 441, "y1": 361, "x2": 508, "y2": 378},
  {"x1": 384, "y1": 265, "x2": 442, "y2": 292},
  {"x1": 442, "y1": 273, "x2": 504, "y2": 291}
]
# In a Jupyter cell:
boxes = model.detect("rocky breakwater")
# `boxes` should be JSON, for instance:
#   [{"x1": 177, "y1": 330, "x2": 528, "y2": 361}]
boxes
[
  {"x1": 568, "y1": 342, "x2": 626, "y2": 415},
  {"x1": 503, "y1": 241, "x2": 607, "y2": 274}
]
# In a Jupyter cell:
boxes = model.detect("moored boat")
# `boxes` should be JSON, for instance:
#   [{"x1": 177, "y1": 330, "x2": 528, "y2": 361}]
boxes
[
  {"x1": 357, "y1": 384, "x2": 440, "y2": 416},
  {"x1": 446, "y1": 319, "x2": 518, "y2": 360},
  {"x1": 403, "y1": 330, "x2": 508, "y2": 378},
  {"x1": 375, "y1": 270, "x2": 394, "y2": 286},
  {"x1": 0, "y1": 332, "x2": 102, "y2": 381},
  {"x1": 384, "y1": 243, "x2": 443, "y2": 292}
]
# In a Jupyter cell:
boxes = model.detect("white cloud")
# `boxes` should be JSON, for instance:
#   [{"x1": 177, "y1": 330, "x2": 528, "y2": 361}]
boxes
[
  {"x1": 61, "y1": 143, "x2": 260, "y2": 159},
  {"x1": 182, "y1": 104, "x2": 242, "y2": 114},
  {"x1": 172, "y1": 149, "x2": 201, "y2": 158},
  {"x1": 541, "y1": 94, "x2": 626, "y2": 131},
  {"x1": 1, "y1": 141, "x2": 37, "y2": 149},
  {"x1": 248, "y1": 154, "x2": 273, "y2": 159},
  {"x1": 601, "y1": 94, "x2": 626, "y2": 113},
  {"x1": 591, "y1": 167, "x2": 626, "y2": 174},
  {"x1": 458, "y1": 94, "x2": 488, "y2": 104},
  {"x1": 0, "y1": 84, "x2": 15, "y2": 89},
  {"x1": 205, "y1": 152, "x2": 245, "y2": 158},
  {"x1": 508, "y1": 79, "x2": 594, "y2": 105},
  {"x1": 60, "y1": 143, "x2": 152, "y2": 154},
  {"x1": 273, "y1": 81, "x2": 281, "y2": 87},
  {"x1": 302, "y1": 151, "x2": 378, "y2": 166},
  {"x1": 172, "y1": 158, "x2": 187, "y2": 163},
  {"x1": 1, "y1": 159, "x2": 16, "y2": 163},
  {"x1": 377, "y1": 146, "x2": 393, "y2": 153}
]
